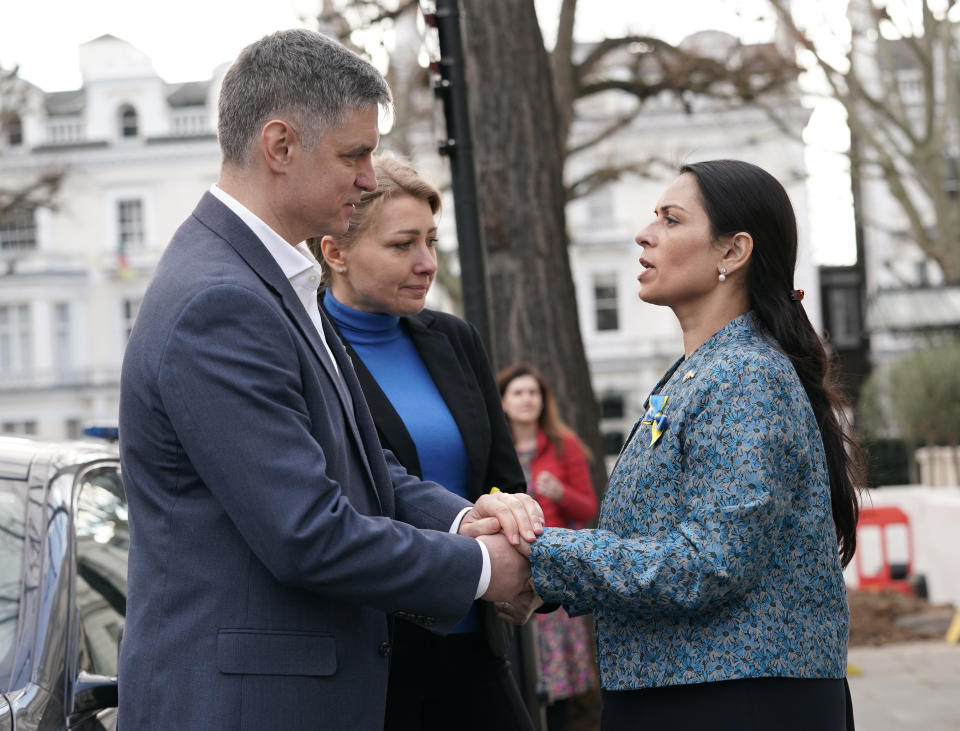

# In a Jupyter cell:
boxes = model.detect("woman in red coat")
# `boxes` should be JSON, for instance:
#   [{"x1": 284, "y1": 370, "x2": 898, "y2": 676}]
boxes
[{"x1": 497, "y1": 363, "x2": 599, "y2": 731}]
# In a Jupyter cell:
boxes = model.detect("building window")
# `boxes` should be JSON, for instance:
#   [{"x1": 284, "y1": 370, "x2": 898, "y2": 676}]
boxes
[
  {"x1": 1, "y1": 420, "x2": 36, "y2": 435},
  {"x1": 122, "y1": 298, "x2": 141, "y2": 342},
  {"x1": 65, "y1": 418, "x2": 83, "y2": 439},
  {"x1": 119, "y1": 106, "x2": 138, "y2": 138},
  {"x1": 600, "y1": 393, "x2": 625, "y2": 419},
  {"x1": 602, "y1": 431, "x2": 624, "y2": 457},
  {"x1": 4, "y1": 115, "x2": 23, "y2": 147},
  {"x1": 0, "y1": 209, "x2": 37, "y2": 252},
  {"x1": 586, "y1": 188, "x2": 615, "y2": 224},
  {"x1": 825, "y1": 286, "x2": 861, "y2": 349},
  {"x1": 116, "y1": 199, "x2": 145, "y2": 255},
  {"x1": 0, "y1": 304, "x2": 31, "y2": 375},
  {"x1": 593, "y1": 275, "x2": 619, "y2": 331},
  {"x1": 946, "y1": 155, "x2": 959, "y2": 200},
  {"x1": 53, "y1": 302, "x2": 72, "y2": 375}
]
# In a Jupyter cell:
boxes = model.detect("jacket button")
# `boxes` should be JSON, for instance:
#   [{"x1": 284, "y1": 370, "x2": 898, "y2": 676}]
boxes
[{"x1": 378, "y1": 642, "x2": 392, "y2": 657}]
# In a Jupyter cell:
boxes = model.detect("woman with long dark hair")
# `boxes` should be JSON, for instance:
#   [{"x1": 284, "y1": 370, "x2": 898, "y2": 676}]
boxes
[{"x1": 521, "y1": 159, "x2": 863, "y2": 730}]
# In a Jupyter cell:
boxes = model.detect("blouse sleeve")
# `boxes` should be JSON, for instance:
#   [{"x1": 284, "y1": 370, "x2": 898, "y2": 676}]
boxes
[
  {"x1": 530, "y1": 359, "x2": 799, "y2": 618},
  {"x1": 554, "y1": 433, "x2": 598, "y2": 524}
]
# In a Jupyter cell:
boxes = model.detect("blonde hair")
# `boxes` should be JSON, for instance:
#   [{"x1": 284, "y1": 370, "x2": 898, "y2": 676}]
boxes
[{"x1": 308, "y1": 154, "x2": 441, "y2": 281}]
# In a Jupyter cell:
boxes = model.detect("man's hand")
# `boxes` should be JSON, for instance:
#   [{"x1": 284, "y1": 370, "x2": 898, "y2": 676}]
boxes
[
  {"x1": 493, "y1": 585, "x2": 543, "y2": 625},
  {"x1": 457, "y1": 507, "x2": 501, "y2": 539},
  {"x1": 478, "y1": 532, "x2": 532, "y2": 602},
  {"x1": 461, "y1": 492, "x2": 544, "y2": 545}
]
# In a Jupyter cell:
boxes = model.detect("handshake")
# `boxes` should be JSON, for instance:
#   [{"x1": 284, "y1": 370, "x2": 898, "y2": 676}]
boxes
[{"x1": 459, "y1": 491, "x2": 545, "y2": 625}]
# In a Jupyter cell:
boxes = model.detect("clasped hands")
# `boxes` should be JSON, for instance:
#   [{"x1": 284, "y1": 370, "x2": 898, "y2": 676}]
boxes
[{"x1": 458, "y1": 491, "x2": 544, "y2": 625}]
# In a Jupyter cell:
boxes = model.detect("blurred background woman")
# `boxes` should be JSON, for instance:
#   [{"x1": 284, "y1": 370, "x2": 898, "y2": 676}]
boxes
[
  {"x1": 310, "y1": 156, "x2": 534, "y2": 731},
  {"x1": 498, "y1": 363, "x2": 598, "y2": 731},
  {"x1": 521, "y1": 159, "x2": 862, "y2": 730}
]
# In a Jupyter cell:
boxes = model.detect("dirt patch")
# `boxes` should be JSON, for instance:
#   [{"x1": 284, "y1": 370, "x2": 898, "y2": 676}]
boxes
[{"x1": 848, "y1": 588, "x2": 955, "y2": 646}]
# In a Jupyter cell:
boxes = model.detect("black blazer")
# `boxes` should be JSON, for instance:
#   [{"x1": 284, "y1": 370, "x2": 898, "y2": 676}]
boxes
[
  {"x1": 322, "y1": 304, "x2": 527, "y2": 657},
  {"x1": 323, "y1": 305, "x2": 526, "y2": 500}
]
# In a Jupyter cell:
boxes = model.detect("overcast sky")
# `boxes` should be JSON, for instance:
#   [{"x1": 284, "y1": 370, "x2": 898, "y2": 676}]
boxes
[{"x1": 1, "y1": 0, "x2": 779, "y2": 91}]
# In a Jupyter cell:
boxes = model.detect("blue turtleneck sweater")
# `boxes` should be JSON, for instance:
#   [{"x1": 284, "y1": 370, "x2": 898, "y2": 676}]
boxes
[{"x1": 323, "y1": 291, "x2": 478, "y2": 633}]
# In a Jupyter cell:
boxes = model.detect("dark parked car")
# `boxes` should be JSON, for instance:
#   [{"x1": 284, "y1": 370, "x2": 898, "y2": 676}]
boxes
[{"x1": 0, "y1": 435, "x2": 126, "y2": 730}]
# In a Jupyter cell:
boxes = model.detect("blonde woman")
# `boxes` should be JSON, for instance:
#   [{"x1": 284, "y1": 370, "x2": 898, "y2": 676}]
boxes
[{"x1": 311, "y1": 156, "x2": 535, "y2": 731}]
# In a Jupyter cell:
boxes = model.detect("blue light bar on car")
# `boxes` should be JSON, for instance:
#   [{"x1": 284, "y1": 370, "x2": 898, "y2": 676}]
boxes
[{"x1": 83, "y1": 425, "x2": 119, "y2": 441}]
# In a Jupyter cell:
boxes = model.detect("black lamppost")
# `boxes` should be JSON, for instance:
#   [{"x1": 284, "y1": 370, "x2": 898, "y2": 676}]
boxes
[{"x1": 423, "y1": 0, "x2": 491, "y2": 351}]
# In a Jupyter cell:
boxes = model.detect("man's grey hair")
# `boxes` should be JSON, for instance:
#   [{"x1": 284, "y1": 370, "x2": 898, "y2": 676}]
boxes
[{"x1": 218, "y1": 29, "x2": 392, "y2": 165}]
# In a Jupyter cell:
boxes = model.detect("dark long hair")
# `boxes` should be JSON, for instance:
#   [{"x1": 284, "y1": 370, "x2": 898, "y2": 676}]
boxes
[
  {"x1": 680, "y1": 159, "x2": 863, "y2": 567},
  {"x1": 496, "y1": 362, "x2": 593, "y2": 462}
]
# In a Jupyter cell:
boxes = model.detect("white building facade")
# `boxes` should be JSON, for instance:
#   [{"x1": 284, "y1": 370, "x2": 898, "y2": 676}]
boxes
[
  {"x1": 1, "y1": 32, "x2": 821, "y2": 455},
  {"x1": 0, "y1": 35, "x2": 222, "y2": 438},
  {"x1": 845, "y1": 0, "x2": 960, "y2": 366}
]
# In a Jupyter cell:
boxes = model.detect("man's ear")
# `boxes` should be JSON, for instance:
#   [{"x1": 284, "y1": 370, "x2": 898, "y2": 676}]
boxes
[
  {"x1": 720, "y1": 232, "x2": 753, "y2": 276},
  {"x1": 261, "y1": 119, "x2": 296, "y2": 173}
]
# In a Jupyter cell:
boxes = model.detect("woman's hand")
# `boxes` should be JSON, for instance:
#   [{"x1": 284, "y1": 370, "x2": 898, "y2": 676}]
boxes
[{"x1": 534, "y1": 470, "x2": 565, "y2": 502}]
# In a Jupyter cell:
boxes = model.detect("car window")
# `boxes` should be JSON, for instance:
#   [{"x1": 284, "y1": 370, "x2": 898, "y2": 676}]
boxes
[
  {"x1": 0, "y1": 480, "x2": 27, "y2": 687},
  {"x1": 74, "y1": 466, "x2": 127, "y2": 677}
]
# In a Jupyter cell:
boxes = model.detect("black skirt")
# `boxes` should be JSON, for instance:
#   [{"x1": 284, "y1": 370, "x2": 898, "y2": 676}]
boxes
[{"x1": 601, "y1": 676, "x2": 854, "y2": 731}]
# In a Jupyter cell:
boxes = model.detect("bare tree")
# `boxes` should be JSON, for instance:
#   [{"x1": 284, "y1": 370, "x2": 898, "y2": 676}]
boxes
[
  {"x1": 318, "y1": 0, "x2": 800, "y2": 492},
  {"x1": 551, "y1": 0, "x2": 799, "y2": 200},
  {"x1": 0, "y1": 67, "x2": 63, "y2": 221},
  {"x1": 769, "y1": 0, "x2": 960, "y2": 284},
  {"x1": 456, "y1": 0, "x2": 606, "y2": 492}
]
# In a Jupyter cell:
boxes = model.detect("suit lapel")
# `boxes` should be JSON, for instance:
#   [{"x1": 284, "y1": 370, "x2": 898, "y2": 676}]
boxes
[
  {"x1": 320, "y1": 313, "x2": 392, "y2": 516},
  {"x1": 192, "y1": 193, "x2": 385, "y2": 512}
]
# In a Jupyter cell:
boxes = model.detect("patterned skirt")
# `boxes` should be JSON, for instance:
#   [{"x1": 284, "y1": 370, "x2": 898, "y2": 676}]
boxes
[{"x1": 535, "y1": 609, "x2": 598, "y2": 703}]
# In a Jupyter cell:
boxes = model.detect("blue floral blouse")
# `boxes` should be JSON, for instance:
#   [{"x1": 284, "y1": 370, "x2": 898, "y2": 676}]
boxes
[{"x1": 530, "y1": 312, "x2": 848, "y2": 690}]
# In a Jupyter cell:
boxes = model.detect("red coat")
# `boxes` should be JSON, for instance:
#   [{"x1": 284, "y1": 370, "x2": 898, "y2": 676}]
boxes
[{"x1": 530, "y1": 429, "x2": 598, "y2": 528}]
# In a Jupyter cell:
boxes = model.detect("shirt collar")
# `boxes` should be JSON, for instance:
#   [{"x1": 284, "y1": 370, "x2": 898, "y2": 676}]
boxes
[{"x1": 209, "y1": 184, "x2": 313, "y2": 280}]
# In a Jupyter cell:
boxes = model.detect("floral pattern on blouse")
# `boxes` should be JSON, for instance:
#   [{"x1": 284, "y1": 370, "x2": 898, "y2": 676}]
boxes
[{"x1": 530, "y1": 312, "x2": 849, "y2": 690}]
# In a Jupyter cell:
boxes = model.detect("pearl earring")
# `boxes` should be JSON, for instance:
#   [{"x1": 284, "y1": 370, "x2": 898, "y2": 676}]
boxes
[
  {"x1": 718, "y1": 267, "x2": 727, "y2": 282},
  {"x1": 338, "y1": 267, "x2": 345, "y2": 273}
]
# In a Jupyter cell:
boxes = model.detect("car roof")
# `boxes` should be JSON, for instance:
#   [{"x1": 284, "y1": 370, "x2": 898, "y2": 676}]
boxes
[{"x1": 0, "y1": 435, "x2": 119, "y2": 481}]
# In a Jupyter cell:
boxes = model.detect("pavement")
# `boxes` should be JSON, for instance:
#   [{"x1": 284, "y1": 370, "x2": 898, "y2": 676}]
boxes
[{"x1": 848, "y1": 640, "x2": 960, "y2": 730}]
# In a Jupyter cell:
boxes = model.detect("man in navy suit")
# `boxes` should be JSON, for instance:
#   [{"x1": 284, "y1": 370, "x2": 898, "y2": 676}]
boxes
[{"x1": 118, "y1": 29, "x2": 539, "y2": 730}]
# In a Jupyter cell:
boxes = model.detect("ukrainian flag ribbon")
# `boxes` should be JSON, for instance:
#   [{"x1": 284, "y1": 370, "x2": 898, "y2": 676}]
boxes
[{"x1": 640, "y1": 394, "x2": 669, "y2": 446}]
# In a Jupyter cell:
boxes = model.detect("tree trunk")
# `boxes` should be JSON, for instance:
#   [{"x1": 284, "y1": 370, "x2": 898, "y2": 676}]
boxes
[{"x1": 458, "y1": 0, "x2": 608, "y2": 495}]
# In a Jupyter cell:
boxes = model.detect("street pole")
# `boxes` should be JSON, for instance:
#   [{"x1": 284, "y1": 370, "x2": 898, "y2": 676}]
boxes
[
  {"x1": 423, "y1": 5, "x2": 545, "y2": 727},
  {"x1": 424, "y1": 0, "x2": 492, "y2": 353}
]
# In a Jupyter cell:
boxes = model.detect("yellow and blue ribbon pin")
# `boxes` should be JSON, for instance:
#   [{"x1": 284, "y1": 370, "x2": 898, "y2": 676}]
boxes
[{"x1": 640, "y1": 394, "x2": 669, "y2": 445}]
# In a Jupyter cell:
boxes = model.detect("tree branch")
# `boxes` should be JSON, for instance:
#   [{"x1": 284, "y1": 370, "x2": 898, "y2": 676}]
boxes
[
  {"x1": 565, "y1": 158, "x2": 670, "y2": 202},
  {"x1": 0, "y1": 172, "x2": 63, "y2": 219},
  {"x1": 566, "y1": 102, "x2": 642, "y2": 157}
]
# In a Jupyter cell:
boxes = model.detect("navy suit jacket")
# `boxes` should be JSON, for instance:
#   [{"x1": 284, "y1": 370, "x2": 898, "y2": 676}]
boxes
[{"x1": 118, "y1": 193, "x2": 482, "y2": 730}]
